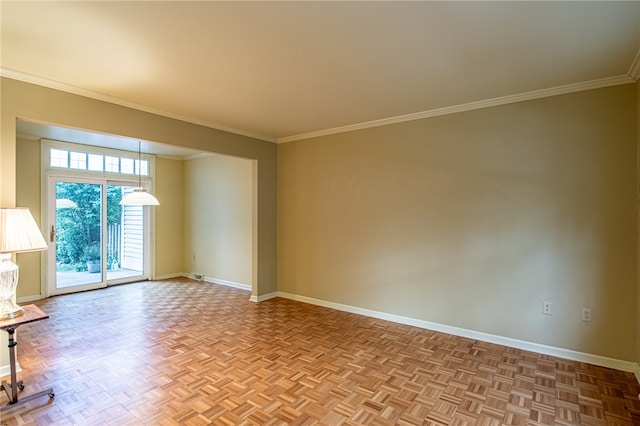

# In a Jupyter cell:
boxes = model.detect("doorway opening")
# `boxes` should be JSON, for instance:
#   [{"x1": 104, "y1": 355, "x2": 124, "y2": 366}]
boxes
[
  {"x1": 47, "y1": 176, "x2": 151, "y2": 295},
  {"x1": 43, "y1": 139, "x2": 155, "y2": 296}
]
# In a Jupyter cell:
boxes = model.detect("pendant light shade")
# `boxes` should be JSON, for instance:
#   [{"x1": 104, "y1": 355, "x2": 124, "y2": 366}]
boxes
[
  {"x1": 120, "y1": 141, "x2": 160, "y2": 206},
  {"x1": 120, "y1": 188, "x2": 160, "y2": 206}
]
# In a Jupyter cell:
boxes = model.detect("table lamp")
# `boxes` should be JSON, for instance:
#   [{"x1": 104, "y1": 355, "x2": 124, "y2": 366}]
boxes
[{"x1": 0, "y1": 208, "x2": 48, "y2": 320}]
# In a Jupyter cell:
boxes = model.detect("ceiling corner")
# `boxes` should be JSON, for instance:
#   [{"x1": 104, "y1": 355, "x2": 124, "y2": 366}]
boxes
[{"x1": 628, "y1": 49, "x2": 640, "y2": 81}]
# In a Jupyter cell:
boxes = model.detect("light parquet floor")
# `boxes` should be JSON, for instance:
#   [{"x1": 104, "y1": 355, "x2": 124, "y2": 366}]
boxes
[{"x1": 1, "y1": 279, "x2": 640, "y2": 425}]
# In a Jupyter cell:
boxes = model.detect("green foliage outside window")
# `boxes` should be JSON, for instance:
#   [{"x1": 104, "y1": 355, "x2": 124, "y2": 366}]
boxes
[{"x1": 55, "y1": 183, "x2": 122, "y2": 271}]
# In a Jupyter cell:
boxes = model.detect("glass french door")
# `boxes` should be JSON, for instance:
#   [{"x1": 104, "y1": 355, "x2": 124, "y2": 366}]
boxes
[{"x1": 47, "y1": 175, "x2": 148, "y2": 296}]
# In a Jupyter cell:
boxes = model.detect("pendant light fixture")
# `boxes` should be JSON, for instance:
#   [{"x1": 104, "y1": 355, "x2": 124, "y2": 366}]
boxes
[{"x1": 120, "y1": 141, "x2": 160, "y2": 206}]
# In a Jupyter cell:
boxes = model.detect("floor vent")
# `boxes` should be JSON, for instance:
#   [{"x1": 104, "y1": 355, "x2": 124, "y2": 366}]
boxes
[{"x1": 191, "y1": 273, "x2": 204, "y2": 281}]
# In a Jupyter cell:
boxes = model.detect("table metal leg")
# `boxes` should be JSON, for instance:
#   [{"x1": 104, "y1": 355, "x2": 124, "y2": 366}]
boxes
[{"x1": 0, "y1": 327, "x2": 54, "y2": 411}]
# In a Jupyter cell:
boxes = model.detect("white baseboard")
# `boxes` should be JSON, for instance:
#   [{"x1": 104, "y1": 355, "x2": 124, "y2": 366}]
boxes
[
  {"x1": 0, "y1": 362, "x2": 21, "y2": 379},
  {"x1": 154, "y1": 272, "x2": 188, "y2": 281},
  {"x1": 276, "y1": 291, "x2": 640, "y2": 375},
  {"x1": 249, "y1": 291, "x2": 278, "y2": 303},
  {"x1": 179, "y1": 272, "x2": 251, "y2": 292},
  {"x1": 203, "y1": 277, "x2": 251, "y2": 292},
  {"x1": 17, "y1": 294, "x2": 44, "y2": 303}
]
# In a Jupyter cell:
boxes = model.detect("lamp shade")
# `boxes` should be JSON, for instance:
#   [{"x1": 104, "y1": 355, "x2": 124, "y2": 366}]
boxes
[
  {"x1": 119, "y1": 188, "x2": 160, "y2": 206},
  {"x1": 0, "y1": 208, "x2": 48, "y2": 253}
]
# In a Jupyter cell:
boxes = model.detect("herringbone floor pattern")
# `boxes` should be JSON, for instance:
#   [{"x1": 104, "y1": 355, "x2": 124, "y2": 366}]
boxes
[{"x1": 1, "y1": 279, "x2": 639, "y2": 425}]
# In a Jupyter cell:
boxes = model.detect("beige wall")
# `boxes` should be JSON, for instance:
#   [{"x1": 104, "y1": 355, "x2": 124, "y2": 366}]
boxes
[
  {"x1": 637, "y1": 81, "x2": 640, "y2": 366},
  {"x1": 155, "y1": 157, "x2": 185, "y2": 278},
  {"x1": 15, "y1": 137, "x2": 43, "y2": 299},
  {"x1": 278, "y1": 84, "x2": 637, "y2": 361},
  {"x1": 184, "y1": 154, "x2": 253, "y2": 286},
  {"x1": 1, "y1": 77, "x2": 277, "y2": 297}
]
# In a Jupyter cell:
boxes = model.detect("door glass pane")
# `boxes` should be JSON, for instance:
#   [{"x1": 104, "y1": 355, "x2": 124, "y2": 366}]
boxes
[
  {"x1": 106, "y1": 185, "x2": 144, "y2": 281},
  {"x1": 55, "y1": 182, "x2": 103, "y2": 289}
]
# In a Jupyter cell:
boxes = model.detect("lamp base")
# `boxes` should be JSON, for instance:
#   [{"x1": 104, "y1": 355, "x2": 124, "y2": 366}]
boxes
[
  {"x1": 0, "y1": 253, "x2": 23, "y2": 319},
  {"x1": 0, "y1": 302, "x2": 24, "y2": 320}
]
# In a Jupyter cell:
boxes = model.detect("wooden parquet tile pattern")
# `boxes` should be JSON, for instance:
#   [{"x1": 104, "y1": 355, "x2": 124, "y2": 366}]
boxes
[{"x1": 1, "y1": 279, "x2": 640, "y2": 425}]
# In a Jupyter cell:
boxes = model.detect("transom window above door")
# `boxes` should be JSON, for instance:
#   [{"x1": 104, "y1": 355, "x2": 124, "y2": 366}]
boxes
[{"x1": 50, "y1": 148, "x2": 149, "y2": 176}]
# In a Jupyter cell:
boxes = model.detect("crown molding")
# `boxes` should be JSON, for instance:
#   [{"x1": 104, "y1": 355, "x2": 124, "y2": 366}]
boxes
[
  {"x1": 15, "y1": 132, "x2": 40, "y2": 141},
  {"x1": 628, "y1": 49, "x2": 640, "y2": 81},
  {"x1": 181, "y1": 152, "x2": 214, "y2": 161},
  {"x1": 277, "y1": 74, "x2": 636, "y2": 143},
  {"x1": 3, "y1": 67, "x2": 635, "y2": 146},
  {"x1": 0, "y1": 67, "x2": 277, "y2": 144}
]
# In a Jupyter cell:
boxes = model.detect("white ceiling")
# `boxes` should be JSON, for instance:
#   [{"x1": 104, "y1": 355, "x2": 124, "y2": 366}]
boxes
[{"x1": 2, "y1": 1, "x2": 640, "y2": 147}]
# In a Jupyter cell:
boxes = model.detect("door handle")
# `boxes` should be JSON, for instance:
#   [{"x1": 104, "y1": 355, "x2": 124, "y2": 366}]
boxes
[{"x1": 50, "y1": 225, "x2": 55, "y2": 243}]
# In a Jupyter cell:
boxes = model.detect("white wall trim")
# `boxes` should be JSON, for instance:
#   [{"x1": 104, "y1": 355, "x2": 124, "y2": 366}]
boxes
[
  {"x1": 278, "y1": 75, "x2": 635, "y2": 143},
  {"x1": 628, "y1": 48, "x2": 640, "y2": 81},
  {"x1": 276, "y1": 291, "x2": 640, "y2": 375},
  {"x1": 0, "y1": 68, "x2": 276, "y2": 144},
  {"x1": 0, "y1": 362, "x2": 21, "y2": 378},
  {"x1": 174, "y1": 272, "x2": 252, "y2": 292},
  {"x1": 154, "y1": 272, "x2": 187, "y2": 281},
  {"x1": 250, "y1": 291, "x2": 278, "y2": 303},
  {"x1": 17, "y1": 294, "x2": 44, "y2": 304},
  {"x1": 4, "y1": 67, "x2": 634, "y2": 147},
  {"x1": 182, "y1": 152, "x2": 213, "y2": 162},
  {"x1": 634, "y1": 363, "x2": 640, "y2": 384},
  {"x1": 203, "y1": 276, "x2": 251, "y2": 292}
]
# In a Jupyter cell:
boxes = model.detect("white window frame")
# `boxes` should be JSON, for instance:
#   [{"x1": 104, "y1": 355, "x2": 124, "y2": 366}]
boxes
[
  {"x1": 40, "y1": 139, "x2": 157, "y2": 297},
  {"x1": 42, "y1": 139, "x2": 154, "y2": 180}
]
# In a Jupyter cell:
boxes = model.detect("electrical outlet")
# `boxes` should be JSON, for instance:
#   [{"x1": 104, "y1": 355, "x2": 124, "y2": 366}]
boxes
[
  {"x1": 582, "y1": 308, "x2": 592, "y2": 322},
  {"x1": 542, "y1": 302, "x2": 552, "y2": 315}
]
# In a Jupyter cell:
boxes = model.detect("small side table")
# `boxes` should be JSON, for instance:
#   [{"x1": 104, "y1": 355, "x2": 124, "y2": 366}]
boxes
[{"x1": 0, "y1": 304, "x2": 54, "y2": 411}]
